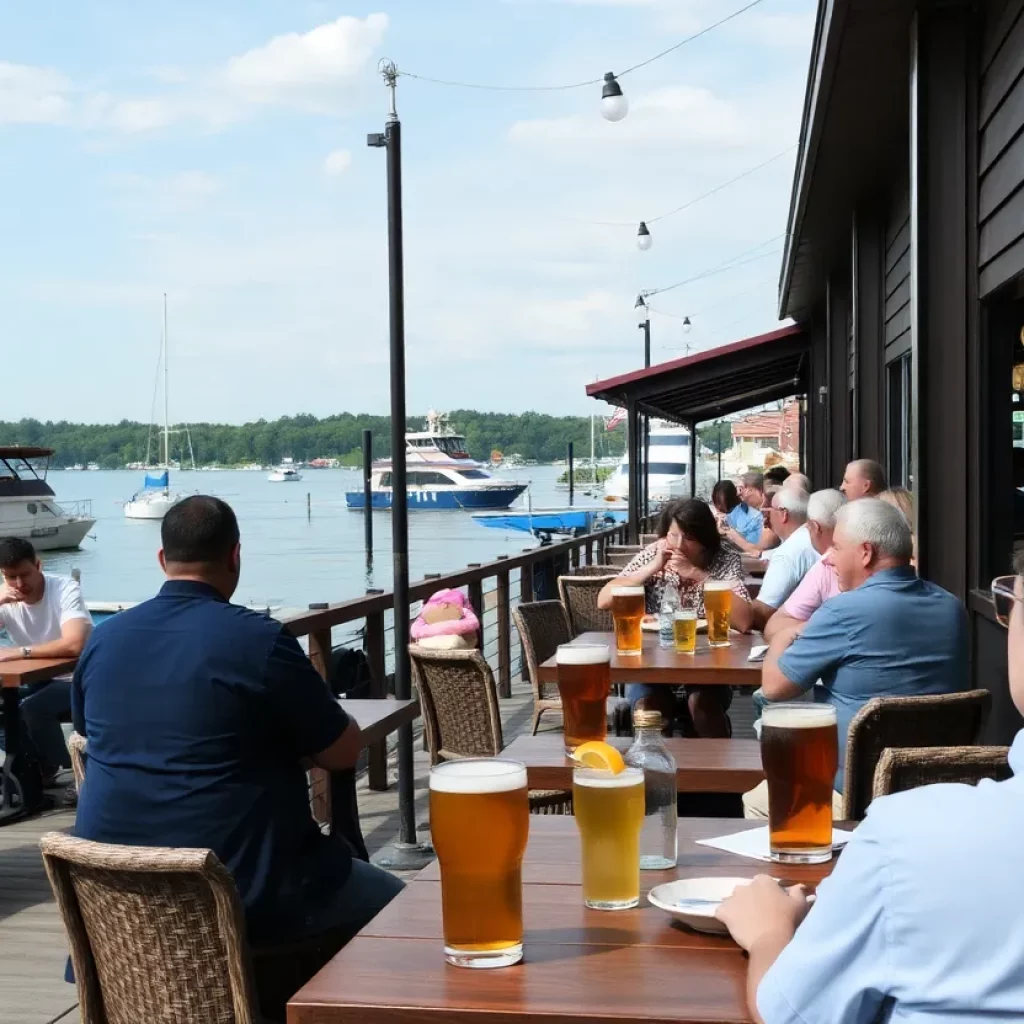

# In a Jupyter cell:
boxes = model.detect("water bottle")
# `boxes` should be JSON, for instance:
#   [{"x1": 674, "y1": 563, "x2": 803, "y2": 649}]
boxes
[
  {"x1": 659, "y1": 585, "x2": 680, "y2": 649},
  {"x1": 624, "y1": 710, "x2": 678, "y2": 869}
]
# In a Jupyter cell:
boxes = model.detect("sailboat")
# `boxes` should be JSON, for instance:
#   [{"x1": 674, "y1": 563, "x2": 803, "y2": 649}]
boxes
[{"x1": 124, "y1": 295, "x2": 192, "y2": 520}]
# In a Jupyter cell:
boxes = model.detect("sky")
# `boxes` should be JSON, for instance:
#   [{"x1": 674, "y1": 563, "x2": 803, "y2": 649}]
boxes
[{"x1": 0, "y1": 0, "x2": 816, "y2": 425}]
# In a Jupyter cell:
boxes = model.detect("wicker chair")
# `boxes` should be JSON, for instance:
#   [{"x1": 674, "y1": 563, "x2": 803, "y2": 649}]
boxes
[
  {"x1": 873, "y1": 745, "x2": 1012, "y2": 800},
  {"x1": 557, "y1": 575, "x2": 614, "y2": 636},
  {"x1": 511, "y1": 601, "x2": 570, "y2": 735},
  {"x1": 841, "y1": 689, "x2": 991, "y2": 820},
  {"x1": 69, "y1": 730, "x2": 87, "y2": 792},
  {"x1": 567, "y1": 564, "x2": 619, "y2": 577},
  {"x1": 408, "y1": 646, "x2": 571, "y2": 814}
]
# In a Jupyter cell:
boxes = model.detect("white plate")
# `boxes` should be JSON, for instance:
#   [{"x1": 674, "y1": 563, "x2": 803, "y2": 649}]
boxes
[{"x1": 647, "y1": 877, "x2": 753, "y2": 935}]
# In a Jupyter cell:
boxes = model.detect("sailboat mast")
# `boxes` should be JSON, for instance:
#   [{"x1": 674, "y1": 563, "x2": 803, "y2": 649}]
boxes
[{"x1": 162, "y1": 293, "x2": 170, "y2": 470}]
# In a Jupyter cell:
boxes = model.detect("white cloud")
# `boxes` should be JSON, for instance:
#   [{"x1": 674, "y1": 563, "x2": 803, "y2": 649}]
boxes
[
  {"x1": 323, "y1": 149, "x2": 353, "y2": 176},
  {"x1": 0, "y1": 62, "x2": 72, "y2": 125}
]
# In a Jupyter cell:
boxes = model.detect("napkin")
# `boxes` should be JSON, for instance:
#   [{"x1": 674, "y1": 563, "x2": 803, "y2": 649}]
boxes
[{"x1": 696, "y1": 826, "x2": 852, "y2": 863}]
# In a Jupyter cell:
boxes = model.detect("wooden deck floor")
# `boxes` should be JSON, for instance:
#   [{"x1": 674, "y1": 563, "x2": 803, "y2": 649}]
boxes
[{"x1": 1, "y1": 676, "x2": 757, "y2": 1024}]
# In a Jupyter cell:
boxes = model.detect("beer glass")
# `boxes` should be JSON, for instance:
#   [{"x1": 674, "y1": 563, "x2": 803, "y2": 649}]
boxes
[
  {"x1": 703, "y1": 581, "x2": 733, "y2": 647},
  {"x1": 673, "y1": 608, "x2": 697, "y2": 654},
  {"x1": 555, "y1": 644, "x2": 611, "y2": 754},
  {"x1": 572, "y1": 766, "x2": 645, "y2": 909},
  {"x1": 761, "y1": 704, "x2": 839, "y2": 865},
  {"x1": 429, "y1": 759, "x2": 530, "y2": 967},
  {"x1": 610, "y1": 586, "x2": 645, "y2": 656}
]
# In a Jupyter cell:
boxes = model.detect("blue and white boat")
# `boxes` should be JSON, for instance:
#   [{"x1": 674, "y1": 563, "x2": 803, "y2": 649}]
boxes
[
  {"x1": 345, "y1": 410, "x2": 527, "y2": 511},
  {"x1": 472, "y1": 507, "x2": 628, "y2": 538}
]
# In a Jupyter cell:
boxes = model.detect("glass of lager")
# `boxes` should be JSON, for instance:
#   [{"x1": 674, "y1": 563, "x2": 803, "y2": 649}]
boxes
[
  {"x1": 610, "y1": 585, "x2": 645, "y2": 656},
  {"x1": 673, "y1": 607, "x2": 697, "y2": 654},
  {"x1": 555, "y1": 644, "x2": 611, "y2": 754},
  {"x1": 429, "y1": 759, "x2": 530, "y2": 967},
  {"x1": 572, "y1": 766, "x2": 645, "y2": 909},
  {"x1": 761, "y1": 704, "x2": 839, "y2": 864},
  {"x1": 703, "y1": 580, "x2": 733, "y2": 647}
]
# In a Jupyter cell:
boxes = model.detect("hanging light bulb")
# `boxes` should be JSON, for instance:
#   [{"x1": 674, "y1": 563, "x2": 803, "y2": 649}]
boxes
[
  {"x1": 636, "y1": 221, "x2": 652, "y2": 251},
  {"x1": 682, "y1": 316, "x2": 692, "y2": 334},
  {"x1": 601, "y1": 72, "x2": 629, "y2": 122}
]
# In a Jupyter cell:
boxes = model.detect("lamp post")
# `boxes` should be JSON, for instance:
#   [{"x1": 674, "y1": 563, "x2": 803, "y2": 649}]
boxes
[
  {"x1": 367, "y1": 60, "x2": 427, "y2": 868},
  {"x1": 635, "y1": 294, "x2": 651, "y2": 521}
]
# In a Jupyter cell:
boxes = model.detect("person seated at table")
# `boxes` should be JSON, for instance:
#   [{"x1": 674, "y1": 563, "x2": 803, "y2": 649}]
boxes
[
  {"x1": 839, "y1": 457, "x2": 887, "y2": 500},
  {"x1": 711, "y1": 479, "x2": 741, "y2": 524},
  {"x1": 598, "y1": 499, "x2": 753, "y2": 738},
  {"x1": 879, "y1": 486, "x2": 917, "y2": 567},
  {"x1": 742, "y1": 498, "x2": 967, "y2": 819},
  {"x1": 763, "y1": 466, "x2": 790, "y2": 488},
  {"x1": 0, "y1": 537, "x2": 92, "y2": 786},
  {"x1": 718, "y1": 557, "x2": 1024, "y2": 1024},
  {"x1": 749, "y1": 489, "x2": 818, "y2": 632},
  {"x1": 781, "y1": 471, "x2": 811, "y2": 493},
  {"x1": 73, "y1": 496, "x2": 403, "y2": 952},
  {"x1": 722, "y1": 472, "x2": 778, "y2": 554},
  {"x1": 762, "y1": 488, "x2": 846, "y2": 642}
]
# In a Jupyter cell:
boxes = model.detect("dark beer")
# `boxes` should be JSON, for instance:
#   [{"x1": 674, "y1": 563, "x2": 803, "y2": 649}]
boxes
[
  {"x1": 761, "y1": 704, "x2": 838, "y2": 864},
  {"x1": 555, "y1": 644, "x2": 611, "y2": 754}
]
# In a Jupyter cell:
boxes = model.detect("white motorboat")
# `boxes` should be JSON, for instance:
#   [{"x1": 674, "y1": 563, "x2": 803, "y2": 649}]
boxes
[
  {"x1": 0, "y1": 446, "x2": 95, "y2": 551},
  {"x1": 124, "y1": 295, "x2": 193, "y2": 521},
  {"x1": 604, "y1": 423, "x2": 716, "y2": 502},
  {"x1": 268, "y1": 458, "x2": 302, "y2": 482}
]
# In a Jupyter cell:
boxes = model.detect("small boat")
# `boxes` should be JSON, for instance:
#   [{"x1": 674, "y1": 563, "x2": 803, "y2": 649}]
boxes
[
  {"x1": 0, "y1": 446, "x2": 95, "y2": 551},
  {"x1": 345, "y1": 410, "x2": 526, "y2": 511},
  {"x1": 473, "y1": 507, "x2": 627, "y2": 538},
  {"x1": 604, "y1": 423, "x2": 715, "y2": 501},
  {"x1": 268, "y1": 458, "x2": 303, "y2": 482}
]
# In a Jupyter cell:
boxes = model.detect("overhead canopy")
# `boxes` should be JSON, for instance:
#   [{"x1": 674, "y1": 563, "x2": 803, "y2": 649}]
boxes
[
  {"x1": 587, "y1": 324, "x2": 808, "y2": 423},
  {"x1": 0, "y1": 446, "x2": 54, "y2": 460}
]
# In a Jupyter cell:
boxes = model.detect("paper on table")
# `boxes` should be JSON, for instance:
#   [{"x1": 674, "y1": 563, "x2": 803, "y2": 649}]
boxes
[{"x1": 696, "y1": 826, "x2": 852, "y2": 863}]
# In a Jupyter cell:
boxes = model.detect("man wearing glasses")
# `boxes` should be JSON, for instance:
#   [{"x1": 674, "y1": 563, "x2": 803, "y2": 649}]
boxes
[{"x1": 716, "y1": 559, "x2": 1024, "y2": 1022}]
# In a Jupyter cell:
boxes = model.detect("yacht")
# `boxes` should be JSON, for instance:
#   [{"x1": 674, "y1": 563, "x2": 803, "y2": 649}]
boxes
[
  {"x1": 603, "y1": 424, "x2": 712, "y2": 502},
  {"x1": 268, "y1": 458, "x2": 303, "y2": 482},
  {"x1": 0, "y1": 447, "x2": 95, "y2": 550},
  {"x1": 345, "y1": 410, "x2": 526, "y2": 511}
]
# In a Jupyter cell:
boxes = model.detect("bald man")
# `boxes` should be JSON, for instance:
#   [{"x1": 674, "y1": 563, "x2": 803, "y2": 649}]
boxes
[{"x1": 840, "y1": 459, "x2": 887, "y2": 501}]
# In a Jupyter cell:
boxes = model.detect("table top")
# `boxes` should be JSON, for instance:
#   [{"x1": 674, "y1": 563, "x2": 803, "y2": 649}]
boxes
[
  {"x1": 340, "y1": 698, "x2": 420, "y2": 748},
  {"x1": 502, "y1": 735, "x2": 764, "y2": 794},
  {"x1": 537, "y1": 632, "x2": 764, "y2": 687},
  {"x1": 0, "y1": 657, "x2": 79, "y2": 689},
  {"x1": 289, "y1": 817, "x2": 844, "y2": 1024}
]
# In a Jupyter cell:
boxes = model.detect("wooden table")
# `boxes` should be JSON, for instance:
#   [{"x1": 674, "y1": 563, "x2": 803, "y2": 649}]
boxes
[
  {"x1": 503, "y1": 734, "x2": 764, "y2": 794},
  {"x1": 340, "y1": 698, "x2": 419, "y2": 748},
  {"x1": 537, "y1": 632, "x2": 764, "y2": 687},
  {"x1": 289, "y1": 816, "x2": 845, "y2": 1024},
  {"x1": 0, "y1": 657, "x2": 78, "y2": 823}
]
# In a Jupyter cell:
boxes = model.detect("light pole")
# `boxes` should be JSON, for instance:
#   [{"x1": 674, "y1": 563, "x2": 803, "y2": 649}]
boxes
[
  {"x1": 367, "y1": 60, "x2": 425, "y2": 867},
  {"x1": 635, "y1": 294, "x2": 651, "y2": 521}
]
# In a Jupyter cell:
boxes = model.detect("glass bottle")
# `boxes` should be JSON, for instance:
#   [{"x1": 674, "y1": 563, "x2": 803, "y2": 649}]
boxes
[
  {"x1": 658, "y1": 584, "x2": 680, "y2": 649},
  {"x1": 624, "y1": 710, "x2": 678, "y2": 869}
]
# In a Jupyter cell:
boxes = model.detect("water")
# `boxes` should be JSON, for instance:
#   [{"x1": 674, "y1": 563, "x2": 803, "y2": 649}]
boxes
[{"x1": 37, "y1": 467, "x2": 612, "y2": 609}]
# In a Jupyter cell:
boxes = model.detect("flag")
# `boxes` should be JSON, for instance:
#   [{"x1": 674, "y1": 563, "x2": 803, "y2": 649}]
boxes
[{"x1": 605, "y1": 407, "x2": 626, "y2": 430}]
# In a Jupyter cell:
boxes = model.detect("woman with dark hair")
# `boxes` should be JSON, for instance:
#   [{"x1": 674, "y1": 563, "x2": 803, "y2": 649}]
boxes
[
  {"x1": 712, "y1": 480, "x2": 740, "y2": 516},
  {"x1": 598, "y1": 499, "x2": 753, "y2": 736}
]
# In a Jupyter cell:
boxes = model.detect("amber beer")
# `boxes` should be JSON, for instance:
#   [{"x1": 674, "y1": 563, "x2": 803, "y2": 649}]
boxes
[
  {"x1": 611, "y1": 586, "x2": 645, "y2": 656},
  {"x1": 555, "y1": 644, "x2": 611, "y2": 754},
  {"x1": 673, "y1": 608, "x2": 697, "y2": 654},
  {"x1": 429, "y1": 759, "x2": 530, "y2": 967},
  {"x1": 572, "y1": 767, "x2": 645, "y2": 909},
  {"x1": 703, "y1": 580, "x2": 733, "y2": 647},
  {"x1": 761, "y1": 704, "x2": 839, "y2": 864}
]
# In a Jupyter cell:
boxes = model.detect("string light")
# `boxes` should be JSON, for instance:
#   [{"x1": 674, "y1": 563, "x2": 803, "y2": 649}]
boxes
[
  {"x1": 601, "y1": 73, "x2": 629, "y2": 122},
  {"x1": 636, "y1": 221, "x2": 652, "y2": 251}
]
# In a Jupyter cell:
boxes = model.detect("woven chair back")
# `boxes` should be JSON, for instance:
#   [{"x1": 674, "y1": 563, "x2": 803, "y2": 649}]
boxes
[
  {"x1": 557, "y1": 575, "x2": 614, "y2": 636},
  {"x1": 873, "y1": 744, "x2": 1012, "y2": 800},
  {"x1": 512, "y1": 601, "x2": 570, "y2": 701}
]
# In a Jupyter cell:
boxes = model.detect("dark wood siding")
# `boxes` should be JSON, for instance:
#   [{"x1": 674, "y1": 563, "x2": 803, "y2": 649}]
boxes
[
  {"x1": 884, "y1": 189, "x2": 911, "y2": 358},
  {"x1": 979, "y1": 0, "x2": 1024, "y2": 296}
]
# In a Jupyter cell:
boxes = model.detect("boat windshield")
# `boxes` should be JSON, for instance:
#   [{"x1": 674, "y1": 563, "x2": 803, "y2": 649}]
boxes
[
  {"x1": 455, "y1": 469, "x2": 489, "y2": 480},
  {"x1": 434, "y1": 436, "x2": 468, "y2": 456},
  {"x1": 0, "y1": 454, "x2": 46, "y2": 482}
]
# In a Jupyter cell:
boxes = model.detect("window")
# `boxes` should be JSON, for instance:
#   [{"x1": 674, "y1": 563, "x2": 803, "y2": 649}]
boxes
[
  {"x1": 407, "y1": 471, "x2": 453, "y2": 486},
  {"x1": 887, "y1": 352, "x2": 912, "y2": 488},
  {"x1": 379, "y1": 472, "x2": 392, "y2": 487},
  {"x1": 456, "y1": 469, "x2": 489, "y2": 480},
  {"x1": 645, "y1": 463, "x2": 688, "y2": 476},
  {"x1": 651, "y1": 434, "x2": 689, "y2": 446},
  {"x1": 26, "y1": 503, "x2": 37, "y2": 514}
]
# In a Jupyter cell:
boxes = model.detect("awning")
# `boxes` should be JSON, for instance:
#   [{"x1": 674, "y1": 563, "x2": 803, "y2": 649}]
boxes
[{"x1": 586, "y1": 323, "x2": 808, "y2": 423}]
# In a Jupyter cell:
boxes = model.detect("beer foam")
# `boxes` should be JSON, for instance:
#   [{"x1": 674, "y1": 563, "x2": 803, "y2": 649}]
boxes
[
  {"x1": 703, "y1": 580, "x2": 733, "y2": 592},
  {"x1": 573, "y1": 767, "x2": 644, "y2": 789},
  {"x1": 556, "y1": 644, "x2": 611, "y2": 665},
  {"x1": 610, "y1": 586, "x2": 645, "y2": 596},
  {"x1": 761, "y1": 705, "x2": 837, "y2": 729},
  {"x1": 429, "y1": 758, "x2": 528, "y2": 794}
]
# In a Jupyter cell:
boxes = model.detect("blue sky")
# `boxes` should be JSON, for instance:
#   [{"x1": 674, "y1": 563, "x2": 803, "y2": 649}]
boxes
[{"x1": 0, "y1": 0, "x2": 815, "y2": 424}]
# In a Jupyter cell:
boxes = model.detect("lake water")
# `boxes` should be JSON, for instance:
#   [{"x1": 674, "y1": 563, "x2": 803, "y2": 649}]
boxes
[{"x1": 38, "y1": 467, "x2": 612, "y2": 610}]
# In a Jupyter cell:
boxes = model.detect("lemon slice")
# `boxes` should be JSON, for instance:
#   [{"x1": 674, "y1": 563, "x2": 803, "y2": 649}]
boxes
[{"x1": 572, "y1": 741, "x2": 626, "y2": 774}]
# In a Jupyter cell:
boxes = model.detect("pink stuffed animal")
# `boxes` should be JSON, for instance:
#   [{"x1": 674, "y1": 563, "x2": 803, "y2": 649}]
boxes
[{"x1": 411, "y1": 589, "x2": 480, "y2": 650}]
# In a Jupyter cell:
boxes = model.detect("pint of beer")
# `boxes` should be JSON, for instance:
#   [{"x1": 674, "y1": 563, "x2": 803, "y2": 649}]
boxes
[
  {"x1": 673, "y1": 609, "x2": 697, "y2": 654},
  {"x1": 611, "y1": 586, "x2": 645, "y2": 656},
  {"x1": 556, "y1": 644, "x2": 611, "y2": 754},
  {"x1": 429, "y1": 759, "x2": 530, "y2": 967},
  {"x1": 572, "y1": 767, "x2": 645, "y2": 909},
  {"x1": 761, "y1": 704, "x2": 839, "y2": 865},
  {"x1": 703, "y1": 581, "x2": 733, "y2": 647}
]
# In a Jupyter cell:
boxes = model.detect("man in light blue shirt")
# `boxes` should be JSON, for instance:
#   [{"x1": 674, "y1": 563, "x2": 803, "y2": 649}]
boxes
[
  {"x1": 718, "y1": 561, "x2": 1024, "y2": 1024},
  {"x1": 725, "y1": 472, "x2": 767, "y2": 547}
]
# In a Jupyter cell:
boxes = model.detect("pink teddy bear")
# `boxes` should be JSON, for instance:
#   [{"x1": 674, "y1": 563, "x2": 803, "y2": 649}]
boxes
[{"x1": 411, "y1": 589, "x2": 480, "y2": 650}]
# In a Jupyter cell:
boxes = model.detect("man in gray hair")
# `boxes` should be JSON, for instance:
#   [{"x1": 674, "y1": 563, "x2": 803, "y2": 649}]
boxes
[
  {"x1": 743, "y1": 498, "x2": 967, "y2": 818},
  {"x1": 840, "y1": 458, "x2": 887, "y2": 500}
]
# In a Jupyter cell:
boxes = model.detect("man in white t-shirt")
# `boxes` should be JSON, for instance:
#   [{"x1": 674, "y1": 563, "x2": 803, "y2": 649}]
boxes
[{"x1": 0, "y1": 537, "x2": 92, "y2": 779}]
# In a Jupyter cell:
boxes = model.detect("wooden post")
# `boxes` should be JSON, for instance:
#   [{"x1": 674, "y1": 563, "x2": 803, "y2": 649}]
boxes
[
  {"x1": 496, "y1": 563, "x2": 512, "y2": 698},
  {"x1": 364, "y1": 610, "x2": 388, "y2": 791},
  {"x1": 307, "y1": 627, "x2": 333, "y2": 825},
  {"x1": 467, "y1": 570, "x2": 484, "y2": 629},
  {"x1": 570, "y1": 541, "x2": 580, "y2": 570},
  {"x1": 585, "y1": 537, "x2": 594, "y2": 565},
  {"x1": 519, "y1": 564, "x2": 534, "y2": 605}
]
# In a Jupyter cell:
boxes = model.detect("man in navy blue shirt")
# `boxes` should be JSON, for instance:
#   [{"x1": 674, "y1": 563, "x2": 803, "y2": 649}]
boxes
[{"x1": 72, "y1": 495, "x2": 403, "y2": 947}]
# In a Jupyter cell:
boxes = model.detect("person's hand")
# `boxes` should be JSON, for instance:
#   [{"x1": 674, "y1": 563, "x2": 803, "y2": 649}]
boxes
[
  {"x1": 715, "y1": 875, "x2": 812, "y2": 952},
  {"x1": 0, "y1": 647, "x2": 24, "y2": 663},
  {"x1": 670, "y1": 556, "x2": 708, "y2": 585},
  {"x1": 0, "y1": 587, "x2": 20, "y2": 607},
  {"x1": 648, "y1": 540, "x2": 673, "y2": 574}
]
